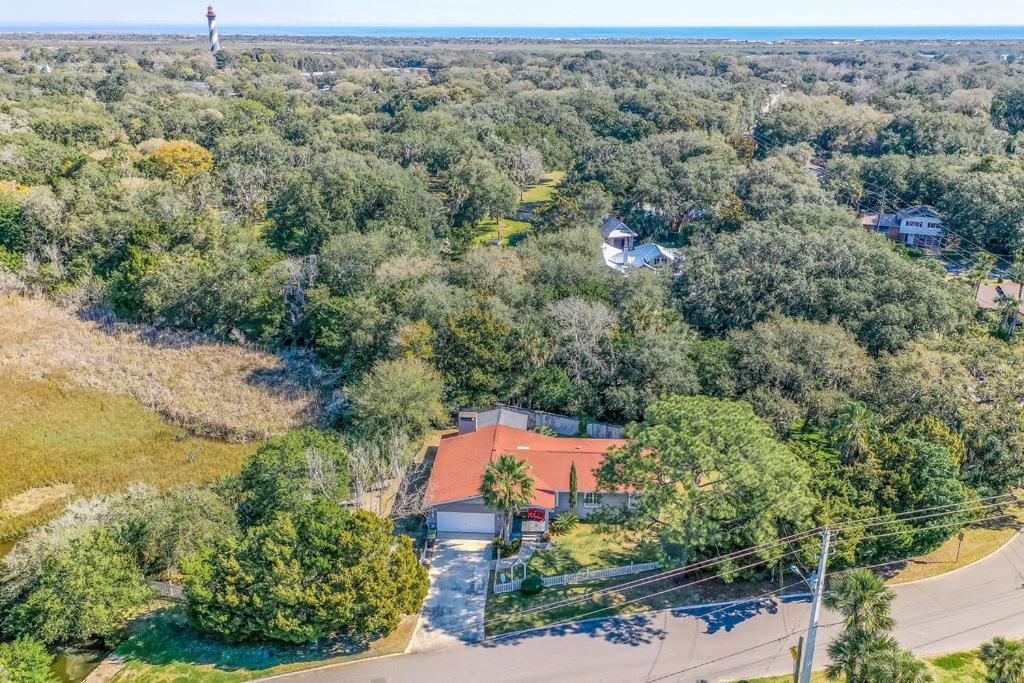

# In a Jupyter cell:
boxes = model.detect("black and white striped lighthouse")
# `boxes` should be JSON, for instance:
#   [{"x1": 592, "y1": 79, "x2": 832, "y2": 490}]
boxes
[{"x1": 206, "y1": 5, "x2": 221, "y2": 53}]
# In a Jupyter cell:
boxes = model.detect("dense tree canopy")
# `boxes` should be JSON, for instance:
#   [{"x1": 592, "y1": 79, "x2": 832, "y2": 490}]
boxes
[
  {"x1": 598, "y1": 395, "x2": 815, "y2": 567},
  {"x1": 2, "y1": 37, "x2": 1024, "y2": 611},
  {"x1": 182, "y1": 502, "x2": 428, "y2": 644}
]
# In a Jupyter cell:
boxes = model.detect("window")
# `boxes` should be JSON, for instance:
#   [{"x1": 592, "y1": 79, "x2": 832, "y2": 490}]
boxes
[
  {"x1": 583, "y1": 492, "x2": 602, "y2": 508},
  {"x1": 627, "y1": 493, "x2": 643, "y2": 508}
]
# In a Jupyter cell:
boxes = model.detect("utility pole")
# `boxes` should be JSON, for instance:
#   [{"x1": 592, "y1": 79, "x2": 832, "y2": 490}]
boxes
[
  {"x1": 874, "y1": 189, "x2": 886, "y2": 233},
  {"x1": 799, "y1": 527, "x2": 831, "y2": 683}
]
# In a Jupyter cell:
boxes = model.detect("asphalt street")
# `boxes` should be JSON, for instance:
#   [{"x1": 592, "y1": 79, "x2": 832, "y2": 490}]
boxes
[{"x1": 266, "y1": 533, "x2": 1024, "y2": 683}]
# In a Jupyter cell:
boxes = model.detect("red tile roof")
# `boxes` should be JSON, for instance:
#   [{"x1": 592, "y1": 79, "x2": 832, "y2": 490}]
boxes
[{"x1": 423, "y1": 425, "x2": 627, "y2": 508}]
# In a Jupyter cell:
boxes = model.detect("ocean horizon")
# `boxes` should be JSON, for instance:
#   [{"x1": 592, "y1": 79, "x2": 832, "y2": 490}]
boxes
[{"x1": 2, "y1": 24, "x2": 1024, "y2": 41}]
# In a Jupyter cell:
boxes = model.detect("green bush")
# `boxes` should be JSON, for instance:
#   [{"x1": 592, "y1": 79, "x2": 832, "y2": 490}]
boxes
[
  {"x1": 0, "y1": 637, "x2": 57, "y2": 683},
  {"x1": 521, "y1": 575, "x2": 544, "y2": 596},
  {"x1": 493, "y1": 536, "x2": 522, "y2": 557},
  {"x1": 550, "y1": 512, "x2": 580, "y2": 536},
  {"x1": 183, "y1": 502, "x2": 428, "y2": 644}
]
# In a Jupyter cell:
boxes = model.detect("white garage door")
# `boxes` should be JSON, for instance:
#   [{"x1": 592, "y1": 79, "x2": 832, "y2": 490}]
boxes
[{"x1": 436, "y1": 511, "x2": 495, "y2": 534}]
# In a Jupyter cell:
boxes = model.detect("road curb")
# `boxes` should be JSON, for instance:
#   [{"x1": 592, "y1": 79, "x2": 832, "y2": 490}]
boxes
[
  {"x1": 252, "y1": 652, "x2": 409, "y2": 681},
  {"x1": 888, "y1": 530, "x2": 1022, "y2": 587}
]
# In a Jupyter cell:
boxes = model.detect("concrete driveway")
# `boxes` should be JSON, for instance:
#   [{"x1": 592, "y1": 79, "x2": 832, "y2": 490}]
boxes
[{"x1": 407, "y1": 534, "x2": 492, "y2": 652}]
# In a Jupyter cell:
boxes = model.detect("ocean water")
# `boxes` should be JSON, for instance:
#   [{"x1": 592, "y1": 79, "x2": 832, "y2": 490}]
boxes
[{"x1": 2, "y1": 24, "x2": 1024, "y2": 41}]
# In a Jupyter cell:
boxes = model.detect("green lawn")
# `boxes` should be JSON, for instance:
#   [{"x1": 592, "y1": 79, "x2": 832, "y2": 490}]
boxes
[
  {"x1": 487, "y1": 524, "x2": 674, "y2": 635},
  {"x1": 111, "y1": 605, "x2": 417, "y2": 682},
  {"x1": 519, "y1": 171, "x2": 565, "y2": 207},
  {"x1": 474, "y1": 170, "x2": 564, "y2": 246},
  {"x1": 529, "y1": 523, "x2": 639, "y2": 576},
  {"x1": 485, "y1": 570, "x2": 674, "y2": 636},
  {"x1": 473, "y1": 217, "x2": 532, "y2": 246},
  {"x1": 735, "y1": 649, "x2": 988, "y2": 682}
]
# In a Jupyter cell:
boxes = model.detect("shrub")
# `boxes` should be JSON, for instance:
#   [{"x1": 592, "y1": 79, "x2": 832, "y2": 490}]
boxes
[
  {"x1": 493, "y1": 536, "x2": 522, "y2": 557},
  {"x1": 237, "y1": 429, "x2": 348, "y2": 528},
  {"x1": 4, "y1": 528, "x2": 153, "y2": 645},
  {"x1": 521, "y1": 575, "x2": 544, "y2": 596},
  {"x1": 550, "y1": 512, "x2": 580, "y2": 536},
  {"x1": 183, "y1": 502, "x2": 428, "y2": 644},
  {"x1": 0, "y1": 637, "x2": 57, "y2": 683}
]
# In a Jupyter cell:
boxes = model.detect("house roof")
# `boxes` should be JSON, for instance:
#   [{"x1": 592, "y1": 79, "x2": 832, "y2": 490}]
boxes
[
  {"x1": 860, "y1": 212, "x2": 900, "y2": 230},
  {"x1": 896, "y1": 205, "x2": 943, "y2": 221},
  {"x1": 627, "y1": 243, "x2": 678, "y2": 265},
  {"x1": 423, "y1": 425, "x2": 627, "y2": 508},
  {"x1": 977, "y1": 282, "x2": 1024, "y2": 314},
  {"x1": 603, "y1": 242, "x2": 678, "y2": 271},
  {"x1": 601, "y1": 216, "x2": 638, "y2": 239}
]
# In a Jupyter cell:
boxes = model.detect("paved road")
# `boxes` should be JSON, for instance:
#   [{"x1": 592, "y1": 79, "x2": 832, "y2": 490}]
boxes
[{"x1": 270, "y1": 534, "x2": 1024, "y2": 683}]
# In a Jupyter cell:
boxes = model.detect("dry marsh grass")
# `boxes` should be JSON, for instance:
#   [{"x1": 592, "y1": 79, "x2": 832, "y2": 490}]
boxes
[{"x1": 0, "y1": 293, "x2": 330, "y2": 441}]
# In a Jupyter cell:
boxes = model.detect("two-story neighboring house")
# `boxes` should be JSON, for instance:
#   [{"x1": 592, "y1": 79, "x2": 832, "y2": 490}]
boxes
[
  {"x1": 600, "y1": 216, "x2": 679, "y2": 272},
  {"x1": 423, "y1": 424, "x2": 631, "y2": 537},
  {"x1": 861, "y1": 205, "x2": 944, "y2": 250}
]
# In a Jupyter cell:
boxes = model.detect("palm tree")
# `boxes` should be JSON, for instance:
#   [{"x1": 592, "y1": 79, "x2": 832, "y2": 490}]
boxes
[
  {"x1": 979, "y1": 636, "x2": 1024, "y2": 683},
  {"x1": 970, "y1": 252, "x2": 998, "y2": 297},
  {"x1": 863, "y1": 646, "x2": 933, "y2": 683},
  {"x1": 480, "y1": 453, "x2": 535, "y2": 543},
  {"x1": 829, "y1": 402, "x2": 880, "y2": 465},
  {"x1": 824, "y1": 570, "x2": 898, "y2": 682},
  {"x1": 826, "y1": 570, "x2": 896, "y2": 636}
]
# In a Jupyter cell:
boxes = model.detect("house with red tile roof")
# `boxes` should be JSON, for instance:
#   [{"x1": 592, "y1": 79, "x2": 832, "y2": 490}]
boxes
[{"x1": 423, "y1": 424, "x2": 631, "y2": 536}]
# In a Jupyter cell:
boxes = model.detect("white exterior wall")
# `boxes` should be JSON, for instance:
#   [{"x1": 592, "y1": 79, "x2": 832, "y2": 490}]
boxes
[{"x1": 899, "y1": 217, "x2": 942, "y2": 246}]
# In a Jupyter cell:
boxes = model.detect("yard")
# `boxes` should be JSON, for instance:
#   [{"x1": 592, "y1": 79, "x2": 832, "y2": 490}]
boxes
[
  {"x1": 110, "y1": 605, "x2": 417, "y2": 682},
  {"x1": 486, "y1": 523, "x2": 673, "y2": 635},
  {"x1": 528, "y1": 523, "x2": 639, "y2": 576},
  {"x1": 519, "y1": 170, "x2": 565, "y2": 208},
  {"x1": 474, "y1": 170, "x2": 564, "y2": 246},
  {"x1": 473, "y1": 217, "x2": 532, "y2": 246}
]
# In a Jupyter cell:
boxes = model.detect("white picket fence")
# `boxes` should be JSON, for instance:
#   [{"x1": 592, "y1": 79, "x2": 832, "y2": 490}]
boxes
[
  {"x1": 541, "y1": 561, "x2": 660, "y2": 587},
  {"x1": 492, "y1": 561, "x2": 659, "y2": 594},
  {"x1": 493, "y1": 578, "x2": 523, "y2": 594}
]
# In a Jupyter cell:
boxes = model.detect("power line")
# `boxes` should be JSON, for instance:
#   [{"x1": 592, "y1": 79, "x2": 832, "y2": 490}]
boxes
[
  {"x1": 644, "y1": 519, "x2": 1021, "y2": 682},
  {"x1": 483, "y1": 533, "x2": 817, "y2": 627},
  {"x1": 485, "y1": 495, "x2": 1020, "y2": 630},
  {"x1": 488, "y1": 545, "x2": 810, "y2": 638}
]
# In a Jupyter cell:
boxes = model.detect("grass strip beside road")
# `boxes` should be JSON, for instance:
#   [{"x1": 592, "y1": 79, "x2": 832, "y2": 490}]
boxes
[{"x1": 111, "y1": 605, "x2": 417, "y2": 682}]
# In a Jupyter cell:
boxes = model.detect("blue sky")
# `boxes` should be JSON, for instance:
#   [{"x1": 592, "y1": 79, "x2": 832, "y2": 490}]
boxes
[{"x1": 6, "y1": 0, "x2": 1023, "y2": 27}]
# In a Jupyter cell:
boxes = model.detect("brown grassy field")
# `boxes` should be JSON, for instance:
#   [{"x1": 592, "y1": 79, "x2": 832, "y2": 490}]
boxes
[
  {"x1": 0, "y1": 293, "x2": 329, "y2": 441},
  {"x1": 0, "y1": 292, "x2": 331, "y2": 539}
]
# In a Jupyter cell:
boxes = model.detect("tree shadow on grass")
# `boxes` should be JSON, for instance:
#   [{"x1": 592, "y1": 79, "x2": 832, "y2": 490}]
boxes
[{"x1": 117, "y1": 605, "x2": 386, "y2": 674}]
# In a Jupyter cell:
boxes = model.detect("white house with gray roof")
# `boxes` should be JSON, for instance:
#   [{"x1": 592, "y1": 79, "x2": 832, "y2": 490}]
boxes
[{"x1": 600, "y1": 216, "x2": 678, "y2": 272}]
